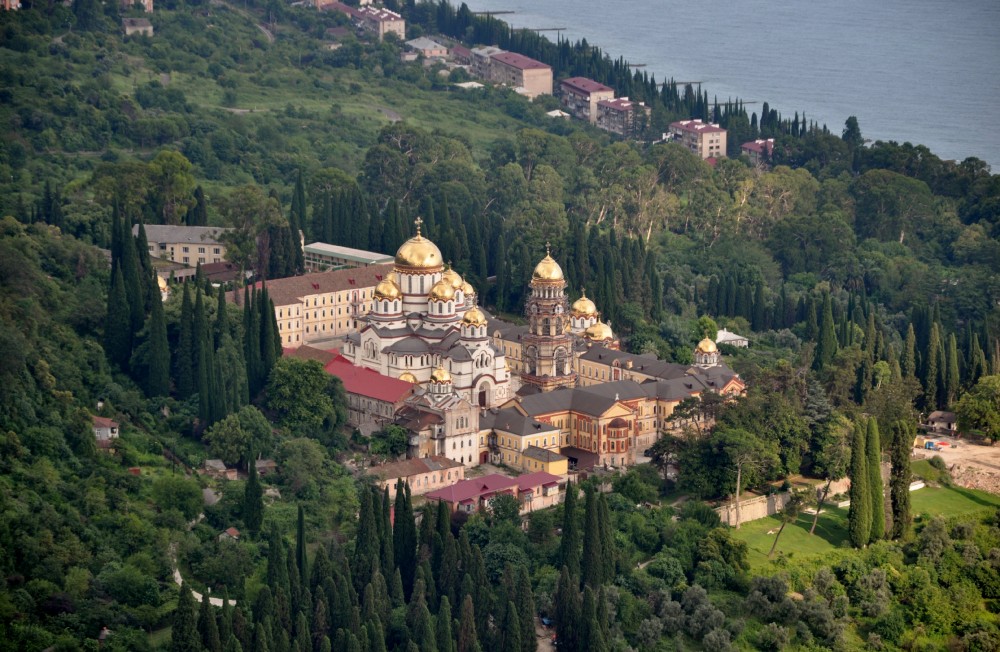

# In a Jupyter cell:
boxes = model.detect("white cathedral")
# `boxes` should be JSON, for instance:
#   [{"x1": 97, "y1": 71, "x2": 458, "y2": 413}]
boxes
[{"x1": 342, "y1": 218, "x2": 512, "y2": 408}]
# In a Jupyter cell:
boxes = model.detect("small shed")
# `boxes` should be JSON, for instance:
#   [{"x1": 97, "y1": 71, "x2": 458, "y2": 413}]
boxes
[
  {"x1": 122, "y1": 17, "x2": 153, "y2": 37},
  {"x1": 218, "y1": 527, "x2": 241, "y2": 542},
  {"x1": 716, "y1": 328, "x2": 749, "y2": 348},
  {"x1": 255, "y1": 458, "x2": 278, "y2": 476}
]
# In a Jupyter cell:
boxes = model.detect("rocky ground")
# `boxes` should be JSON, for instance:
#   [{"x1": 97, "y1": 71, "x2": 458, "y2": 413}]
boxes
[{"x1": 918, "y1": 435, "x2": 1000, "y2": 494}]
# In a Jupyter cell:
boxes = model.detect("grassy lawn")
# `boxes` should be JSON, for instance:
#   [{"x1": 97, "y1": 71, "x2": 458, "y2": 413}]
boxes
[
  {"x1": 149, "y1": 626, "x2": 171, "y2": 648},
  {"x1": 733, "y1": 482, "x2": 1000, "y2": 573}
]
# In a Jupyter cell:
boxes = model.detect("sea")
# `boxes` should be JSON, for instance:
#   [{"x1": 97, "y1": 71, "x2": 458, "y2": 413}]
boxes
[{"x1": 457, "y1": 0, "x2": 1000, "y2": 170}]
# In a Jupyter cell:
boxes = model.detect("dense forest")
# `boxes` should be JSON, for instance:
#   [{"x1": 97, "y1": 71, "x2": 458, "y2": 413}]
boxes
[{"x1": 2, "y1": 0, "x2": 1000, "y2": 650}]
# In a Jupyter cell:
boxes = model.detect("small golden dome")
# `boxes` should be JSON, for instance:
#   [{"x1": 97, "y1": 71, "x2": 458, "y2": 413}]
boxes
[
  {"x1": 460, "y1": 280, "x2": 476, "y2": 297},
  {"x1": 399, "y1": 372, "x2": 418, "y2": 384},
  {"x1": 442, "y1": 265, "x2": 464, "y2": 290},
  {"x1": 373, "y1": 273, "x2": 401, "y2": 301},
  {"x1": 585, "y1": 320, "x2": 614, "y2": 341},
  {"x1": 571, "y1": 289, "x2": 597, "y2": 317},
  {"x1": 394, "y1": 218, "x2": 443, "y2": 270},
  {"x1": 462, "y1": 306, "x2": 487, "y2": 327},
  {"x1": 428, "y1": 279, "x2": 455, "y2": 302},
  {"x1": 697, "y1": 337, "x2": 718, "y2": 353},
  {"x1": 532, "y1": 254, "x2": 564, "y2": 282},
  {"x1": 157, "y1": 275, "x2": 168, "y2": 290},
  {"x1": 430, "y1": 363, "x2": 452, "y2": 383}
]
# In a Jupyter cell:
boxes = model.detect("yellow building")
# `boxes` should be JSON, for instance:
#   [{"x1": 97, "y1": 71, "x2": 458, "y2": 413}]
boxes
[{"x1": 478, "y1": 408, "x2": 569, "y2": 473}]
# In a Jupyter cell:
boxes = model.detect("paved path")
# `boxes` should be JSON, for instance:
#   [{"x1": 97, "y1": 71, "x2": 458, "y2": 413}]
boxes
[{"x1": 172, "y1": 567, "x2": 237, "y2": 606}]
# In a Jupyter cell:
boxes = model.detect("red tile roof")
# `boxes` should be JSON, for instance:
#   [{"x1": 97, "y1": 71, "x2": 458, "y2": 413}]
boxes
[
  {"x1": 598, "y1": 97, "x2": 640, "y2": 112},
  {"x1": 224, "y1": 527, "x2": 241, "y2": 537},
  {"x1": 490, "y1": 51, "x2": 550, "y2": 71},
  {"x1": 514, "y1": 471, "x2": 563, "y2": 491},
  {"x1": 287, "y1": 345, "x2": 337, "y2": 366},
  {"x1": 324, "y1": 355, "x2": 415, "y2": 404},
  {"x1": 741, "y1": 138, "x2": 775, "y2": 154},
  {"x1": 425, "y1": 474, "x2": 518, "y2": 504},
  {"x1": 92, "y1": 416, "x2": 119, "y2": 429},
  {"x1": 560, "y1": 77, "x2": 613, "y2": 95}
]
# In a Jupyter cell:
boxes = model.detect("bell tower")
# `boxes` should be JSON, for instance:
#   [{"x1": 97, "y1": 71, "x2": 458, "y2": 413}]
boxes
[{"x1": 521, "y1": 245, "x2": 577, "y2": 392}]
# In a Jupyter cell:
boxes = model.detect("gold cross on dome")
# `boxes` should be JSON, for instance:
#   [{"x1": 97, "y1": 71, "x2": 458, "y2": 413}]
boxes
[
  {"x1": 545, "y1": 241, "x2": 551, "y2": 256},
  {"x1": 414, "y1": 216, "x2": 423, "y2": 236}
]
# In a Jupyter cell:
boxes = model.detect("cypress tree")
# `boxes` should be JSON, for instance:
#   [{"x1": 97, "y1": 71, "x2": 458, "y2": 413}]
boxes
[
  {"x1": 393, "y1": 481, "x2": 417, "y2": 598},
  {"x1": 945, "y1": 333, "x2": 960, "y2": 406},
  {"x1": 580, "y1": 587, "x2": 608, "y2": 652},
  {"x1": 436, "y1": 595, "x2": 455, "y2": 652},
  {"x1": 353, "y1": 487, "x2": 378, "y2": 593},
  {"x1": 296, "y1": 505, "x2": 308, "y2": 586},
  {"x1": 177, "y1": 284, "x2": 195, "y2": 398},
  {"x1": 259, "y1": 288, "x2": 277, "y2": 382},
  {"x1": 514, "y1": 565, "x2": 536, "y2": 652},
  {"x1": 581, "y1": 488, "x2": 602, "y2": 588},
  {"x1": 105, "y1": 267, "x2": 132, "y2": 369},
  {"x1": 554, "y1": 567, "x2": 580, "y2": 652},
  {"x1": 848, "y1": 422, "x2": 871, "y2": 548},
  {"x1": 814, "y1": 293, "x2": 838, "y2": 370},
  {"x1": 457, "y1": 595, "x2": 478, "y2": 652},
  {"x1": 215, "y1": 287, "x2": 229, "y2": 346},
  {"x1": 122, "y1": 223, "x2": 145, "y2": 341},
  {"x1": 866, "y1": 418, "x2": 885, "y2": 543},
  {"x1": 805, "y1": 296, "x2": 819, "y2": 342},
  {"x1": 969, "y1": 334, "x2": 987, "y2": 384},
  {"x1": 243, "y1": 446, "x2": 264, "y2": 536},
  {"x1": 171, "y1": 584, "x2": 200, "y2": 652},
  {"x1": 598, "y1": 493, "x2": 615, "y2": 583},
  {"x1": 890, "y1": 420, "x2": 913, "y2": 539},
  {"x1": 200, "y1": 592, "x2": 223, "y2": 652},
  {"x1": 190, "y1": 186, "x2": 208, "y2": 226},
  {"x1": 146, "y1": 280, "x2": 171, "y2": 397},
  {"x1": 924, "y1": 323, "x2": 941, "y2": 409},
  {"x1": 752, "y1": 283, "x2": 767, "y2": 331},
  {"x1": 499, "y1": 600, "x2": 521, "y2": 652},
  {"x1": 224, "y1": 634, "x2": 243, "y2": 652},
  {"x1": 379, "y1": 487, "x2": 394, "y2": 583},
  {"x1": 902, "y1": 324, "x2": 917, "y2": 378}
]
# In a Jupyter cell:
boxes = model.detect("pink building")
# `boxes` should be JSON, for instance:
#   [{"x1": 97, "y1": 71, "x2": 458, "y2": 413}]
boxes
[
  {"x1": 668, "y1": 119, "x2": 727, "y2": 159},
  {"x1": 559, "y1": 77, "x2": 614, "y2": 123},
  {"x1": 425, "y1": 472, "x2": 563, "y2": 514},
  {"x1": 741, "y1": 138, "x2": 775, "y2": 165}
]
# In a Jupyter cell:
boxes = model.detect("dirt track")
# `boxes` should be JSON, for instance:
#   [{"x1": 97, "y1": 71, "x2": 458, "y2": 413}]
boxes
[{"x1": 917, "y1": 435, "x2": 1000, "y2": 493}]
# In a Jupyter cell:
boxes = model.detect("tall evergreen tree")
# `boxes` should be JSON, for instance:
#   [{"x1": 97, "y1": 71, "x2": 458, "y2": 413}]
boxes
[
  {"x1": 296, "y1": 505, "x2": 308, "y2": 587},
  {"x1": 498, "y1": 600, "x2": 521, "y2": 652},
  {"x1": 145, "y1": 282, "x2": 171, "y2": 397},
  {"x1": 243, "y1": 446, "x2": 264, "y2": 536},
  {"x1": 557, "y1": 482, "x2": 580, "y2": 578},
  {"x1": 200, "y1": 591, "x2": 223, "y2": 652},
  {"x1": 176, "y1": 283, "x2": 195, "y2": 398},
  {"x1": 924, "y1": 322, "x2": 941, "y2": 409},
  {"x1": 436, "y1": 595, "x2": 455, "y2": 652},
  {"x1": 902, "y1": 323, "x2": 917, "y2": 378},
  {"x1": 122, "y1": 223, "x2": 145, "y2": 341},
  {"x1": 889, "y1": 420, "x2": 913, "y2": 539},
  {"x1": 171, "y1": 584, "x2": 200, "y2": 652},
  {"x1": 814, "y1": 293, "x2": 838, "y2": 370},
  {"x1": 514, "y1": 565, "x2": 536, "y2": 652},
  {"x1": 105, "y1": 266, "x2": 132, "y2": 369},
  {"x1": 457, "y1": 595, "x2": 478, "y2": 652},
  {"x1": 393, "y1": 481, "x2": 417, "y2": 598},
  {"x1": 865, "y1": 418, "x2": 885, "y2": 543},
  {"x1": 945, "y1": 333, "x2": 960, "y2": 406},
  {"x1": 554, "y1": 567, "x2": 580, "y2": 652},
  {"x1": 581, "y1": 488, "x2": 603, "y2": 588},
  {"x1": 580, "y1": 587, "x2": 608, "y2": 652},
  {"x1": 848, "y1": 422, "x2": 871, "y2": 548},
  {"x1": 597, "y1": 492, "x2": 615, "y2": 583}
]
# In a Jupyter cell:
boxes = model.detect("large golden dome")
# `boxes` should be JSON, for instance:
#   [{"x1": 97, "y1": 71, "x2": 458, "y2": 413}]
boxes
[
  {"x1": 585, "y1": 320, "x2": 614, "y2": 341},
  {"x1": 462, "y1": 306, "x2": 487, "y2": 327},
  {"x1": 394, "y1": 218, "x2": 443, "y2": 270},
  {"x1": 399, "y1": 372, "x2": 418, "y2": 384},
  {"x1": 442, "y1": 265, "x2": 464, "y2": 290},
  {"x1": 532, "y1": 254, "x2": 564, "y2": 282},
  {"x1": 460, "y1": 280, "x2": 476, "y2": 297},
  {"x1": 373, "y1": 273, "x2": 401, "y2": 300},
  {"x1": 696, "y1": 337, "x2": 717, "y2": 353},
  {"x1": 571, "y1": 289, "x2": 597, "y2": 317},
  {"x1": 428, "y1": 278, "x2": 456, "y2": 302},
  {"x1": 430, "y1": 363, "x2": 452, "y2": 383}
]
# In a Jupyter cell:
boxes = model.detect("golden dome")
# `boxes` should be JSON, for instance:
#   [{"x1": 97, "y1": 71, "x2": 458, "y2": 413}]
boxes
[
  {"x1": 571, "y1": 289, "x2": 597, "y2": 317},
  {"x1": 399, "y1": 372, "x2": 418, "y2": 384},
  {"x1": 460, "y1": 280, "x2": 476, "y2": 296},
  {"x1": 430, "y1": 363, "x2": 452, "y2": 383},
  {"x1": 394, "y1": 218, "x2": 443, "y2": 270},
  {"x1": 532, "y1": 254, "x2": 564, "y2": 282},
  {"x1": 462, "y1": 306, "x2": 487, "y2": 327},
  {"x1": 442, "y1": 265, "x2": 464, "y2": 290},
  {"x1": 585, "y1": 320, "x2": 614, "y2": 341},
  {"x1": 157, "y1": 275, "x2": 168, "y2": 290},
  {"x1": 373, "y1": 273, "x2": 401, "y2": 300},
  {"x1": 428, "y1": 279, "x2": 456, "y2": 302},
  {"x1": 697, "y1": 337, "x2": 718, "y2": 353}
]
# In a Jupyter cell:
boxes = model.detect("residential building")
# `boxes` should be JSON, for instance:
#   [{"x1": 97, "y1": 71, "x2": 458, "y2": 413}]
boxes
[
  {"x1": 596, "y1": 97, "x2": 650, "y2": 138},
  {"x1": 716, "y1": 328, "x2": 749, "y2": 348},
  {"x1": 92, "y1": 416, "x2": 119, "y2": 450},
  {"x1": 122, "y1": 17, "x2": 153, "y2": 37},
  {"x1": 1, "y1": 0, "x2": 22, "y2": 10},
  {"x1": 450, "y1": 44, "x2": 472, "y2": 64},
  {"x1": 741, "y1": 138, "x2": 775, "y2": 165},
  {"x1": 135, "y1": 225, "x2": 231, "y2": 267},
  {"x1": 668, "y1": 119, "x2": 728, "y2": 159},
  {"x1": 218, "y1": 527, "x2": 241, "y2": 542},
  {"x1": 488, "y1": 51, "x2": 553, "y2": 98},
  {"x1": 229, "y1": 264, "x2": 392, "y2": 347},
  {"x1": 201, "y1": 459, "x2": 238, "y2": 481},
  {"x1": 425, "y1": 472, "x2": 563, "y2": 514},
  {"x1": 255, "y1": 459, "x2": 278, "y2": 476},
  {"x1": 304, "y1": 242, "x2": 394, "y2": 272},
  {"x1": 367, "y1": 456, "x2": 465, "y2": 498},
  {"x1": 342, "y1": 219, "x2": 512, "y2": 409},
  {"x1": 559, "y1": 77, "x2": 614, "y2": 123},
  {"x1": 470, "y1": 46, "x2": 504, "y2": 79},
  {"x1": 357, "y1": 6, "x2": 405, "y2": 40},
  {"x1": 924, "y1": 411, "x2": 958, "y2": 435},
  {"x1": 405, "y1": 37, "x2": 449, "y2": 58},
  {"x1": 121, "y1": 0, "x2": 152, "y2": 12}
]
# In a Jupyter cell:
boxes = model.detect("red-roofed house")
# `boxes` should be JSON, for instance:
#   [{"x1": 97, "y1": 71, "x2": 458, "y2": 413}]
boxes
[
  {"x1": 488, "y1": 51, "x2": 552, "y2": 98},
  {"x1": 559, "y1": 77, "x2": 614, "y2": 123},
  {"x1": 323, "y1": 354, "x2": 415, "y2": 428},
  {"x1": 92, "y1": 416, "x2": 119, "y2": 450},
  {"x1": 426, "y1": 472, "x2": 565, "y2": 514},
  {"x1": 218, "y1": 527, "x2": 241, "y2": 542},
  {"x1": 668, "y1": 119, "x2": 728, "y2": 159},
  {"x1": 741, "y1": 138, "x2": 775, "y2": 165}
]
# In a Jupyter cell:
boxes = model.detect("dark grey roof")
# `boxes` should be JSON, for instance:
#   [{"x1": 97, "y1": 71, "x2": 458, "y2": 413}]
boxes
[
  {"x1": 522, "y1": 445, "x2": 567, "y2": 463},
  {"x1": 482, "y1": 407, "x2": 558, "y2": 437},
  {"x1": 135, "y1": 224, "x2": 230, "y2": 245},
  {"x1": 385, "y1": 337, "x2": 429, "y2": 354}
]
